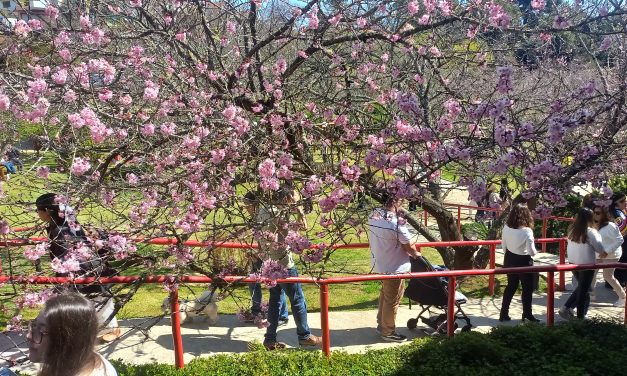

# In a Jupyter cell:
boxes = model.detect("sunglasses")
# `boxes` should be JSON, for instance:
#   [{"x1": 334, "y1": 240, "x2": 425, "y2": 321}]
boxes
[{"x1": 28, "y1": 321, "x2": 48, "y2": 344}]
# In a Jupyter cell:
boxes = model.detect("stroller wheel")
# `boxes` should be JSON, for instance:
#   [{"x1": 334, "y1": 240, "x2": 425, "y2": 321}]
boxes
[
  {"x1": 461, "y1": 324, "x2": 472, "y2": 333},
  {"x1": 407, "y1": 318, "x2": 418, "y2": 329}
]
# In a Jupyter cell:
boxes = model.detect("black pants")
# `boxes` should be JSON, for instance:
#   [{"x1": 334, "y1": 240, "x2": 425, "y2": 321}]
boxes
[
  {"x1": 501, "y1": 251, "x2": 536, "y2": 317},
  {"x1": 565, "y1": 269, "x2": 595, "y2": 318},
  {"x1": 614, "y1": 240, "x2": 627, "y2": 285}
]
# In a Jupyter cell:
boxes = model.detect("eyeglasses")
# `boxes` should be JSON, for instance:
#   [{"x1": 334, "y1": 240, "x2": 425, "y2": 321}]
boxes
[{"x1": 28, "y1": 322, "x2": 48, "y2": 344}]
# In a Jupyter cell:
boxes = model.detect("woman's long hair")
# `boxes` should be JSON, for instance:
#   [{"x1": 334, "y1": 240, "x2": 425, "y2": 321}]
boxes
[
  {"x1": 568, "y1": 207, "x2": 594, "y2": 244},
  {"x1": 38, "y1": 293, "x2": 99, "y2": 376},
  {"x1": 35, "y1": 193, "x2": 65, "y2": 226},
  {"x1": 609, "y1": 192, "x2": 626, "y2": 218},
  {"x1": 506, "y1": 203, "x2": 534, "y2": 229},
  {"x1": 593, "y1": 204, "x2": 611, "y2": 230}
]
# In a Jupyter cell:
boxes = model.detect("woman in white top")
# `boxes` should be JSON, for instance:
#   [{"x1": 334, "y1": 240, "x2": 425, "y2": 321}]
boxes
[
  {"x1": 27, "y1": 293, "x2": 118, "y2": 376},
  {"x1": 590, "y1": 204, "x2": 625, "y2": 306},
  {"x1": 499, "y1": 203, "x2": 540, "y2": 322},
  {"x1": 560, "y1": 208, "x2": 607, "y2": 320}
]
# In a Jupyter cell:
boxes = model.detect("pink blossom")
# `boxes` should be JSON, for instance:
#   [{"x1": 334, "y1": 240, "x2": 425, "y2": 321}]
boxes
[
  {"x1": 226, "y1": 21, "x2": 237, "y2": 33},
  {"x1": 70, "y1": 157, "x2": 91, "y2": 176},
  {"x1": 27, "y1": 19, "x2": 43, "y2": 31},
  {"x1": 418, "y1": 15, "x2": 430, "y2": 25},
  {"x1": 553, "y1": 15, "x2": 569, "y2": 29},
  {"x1": 531, "y1": 0, "x2": 546, "y2": 10},
  {"x1": 119, "y1": 94, "x2": 133, "y2": 106},
  {"x1": 285, "y1": 232, "x2": 311, "y2": 254},
  {"x1": 222, "y1": 105, "x2": 238, "y2": 120},
  {"x1": 68, "y1": 113, "x2": 85, "y2": 128},
  {"x1": 13, "y1": 20, "x2": 31, "y2": 37},
  {"x1": 258, "y1": 158, "x2": 276, "y2": 179},
  {"x1": 0, "y1": 94, "x2": 9, "y2": 110},
  {"x1": 307, "y1": 7, "x2": 319, "y2": 29},
  {"x1": 175, "y1": 31, "x2": 187, "y2": 42},
  {"x1": 98, "y1": 89, "x2": 113, "y2": 101},
  {"x1": 37, "y1": 166, "x2": 50, "y2": 178},
  {"x1": 599, "y1": 6, "x2": 608, "y2": 16},
  {"x1": 0, "y1": 220, "x2": 9, "y2": 235},
  {"x1": 79, "y1": 15, "x2": 92, "y2": 30},
  {"x1": 45, "y1": 5, "x2": 60, "y2": 20},
  {"x1": 24, "y1": 242, "x2": 48, "y2": 261},
  {"x1": 160, "y1": 122, "x2": 177, "y2": 136},
  {"x1": 258, "y1": 259, "x2": 289, "y2": 288},
  {"x1": 63, "y1": 90, "x2": 78, "y2": 103},
  {"x1": 488, "y1": 2, "x2": 512, "y2": 29},
  {"x1": 429, "y1": 46, "x2": 442, "y2": 57},
  {"x1": 51, "y1": 69, "x2": 68, "y2": 85},
  {"x1": 599, "y1": 36, "x2": 612, "y2": 51},
  {"x1": 328, "y1": 14, "x2": 342, "y2": 26},
  {"x1": 408, "y1": 1, "x2": 419, "y2": 14},
  {"x1": 126, "y1": 173, "x2": 139, "y2": 185},
  {"x1": 58, "y1": 49, "x2": 72, "y2": 62},
  {"x1": 141, "y1": 123, "x2": 155, "y2": 136},
  {"x1": 356, "y1": 17, "x2": 367, "y2": 28},
  {"x1": 143, "y1": 80, "x2": 160, "y2": 101},
  {"x1": 51, "y1": 257, "x2": 81, "y2": 274}
]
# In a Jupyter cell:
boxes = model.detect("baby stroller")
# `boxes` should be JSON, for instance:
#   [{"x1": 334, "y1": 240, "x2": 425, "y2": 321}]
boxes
[{"x1": 404, "y1": 256, "x2": 472, "y2": 334}]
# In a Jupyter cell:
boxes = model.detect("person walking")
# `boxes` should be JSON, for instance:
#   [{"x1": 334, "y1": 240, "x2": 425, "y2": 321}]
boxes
[
  {"x1": 368, "y1": 192, "x2": 419, "y2": 342},
  {"x1": 242, "y1": 191, "x2": 289, "y2": 326},
  {"x1": 27, "y1": 293, "x2": 118, "y2": 376},
  {"x1": 499, "y1": 203, "x2": 540, "y2": 322},
  {"x1": 258, "y1": 187, "x2": 321, "y2": 350},
  {"x1": 35, "y1": 193, "x2": 121, "y2": 342},
  {"x1": 559, "y1": 208, "x2": 607, "y2": 320},
  {"x1": 609, "y1": 192, "x2": 627, "y2": 287},
  {"x1": 589, "y1": 203, "x2": 625, "y2": 306}
]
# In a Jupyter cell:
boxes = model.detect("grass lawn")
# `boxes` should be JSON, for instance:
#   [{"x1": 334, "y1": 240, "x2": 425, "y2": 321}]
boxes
[{"x1": 0, "y1": 160, "x2": 506, "y2": 326}]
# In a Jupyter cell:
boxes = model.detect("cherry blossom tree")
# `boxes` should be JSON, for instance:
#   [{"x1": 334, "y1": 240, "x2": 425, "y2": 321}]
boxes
[{"x1": 0, "y1": 0, "x2": 626, "y2": 324}]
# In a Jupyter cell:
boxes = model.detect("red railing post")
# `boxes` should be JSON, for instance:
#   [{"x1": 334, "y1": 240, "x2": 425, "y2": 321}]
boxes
[
  {"x1": 169, "y1": 287, "x2": 185, "y2": 369},
  {"x1": 559, "y1": 239, "x2": 566, "y2": 291},
  {"x1": 489, "y1": 244, "x2": 496, "y2": 296},
  {"x1": 319, "y1": 283, "x2": 331, "y2": 357},
  {"x1": 541, "y1": 219, "x2": 548, "y2": 253},
  {"x1": 447, "y1": 276, "x2": 456, "y2": 337},
  {"x1": 457, "y1": 206, "x2": 461, "y2": 233},
  {"x1": 547, "y1": 271, "x2": 555, "y2": 326}
]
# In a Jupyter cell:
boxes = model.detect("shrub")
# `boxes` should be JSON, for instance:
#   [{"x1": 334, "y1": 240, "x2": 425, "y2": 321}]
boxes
[{"x1": 92, "y1": 320, "x2": 627, "y2": 376}]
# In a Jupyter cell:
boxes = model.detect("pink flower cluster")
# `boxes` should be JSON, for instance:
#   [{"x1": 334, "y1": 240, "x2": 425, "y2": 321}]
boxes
[
  {"x1": 255, "y1": 259, "x2": 289, "y2": 288},
  {"x1": 284, "y1": 231, "x2": 311, "y2": 254},
  {"x1": 24, "y1": 243, "x2": 48, "y2": 261},
  {"x1": 106, "y1": 234, "x2": 137, "y2": 260},
  {"x1": 70, "y1": 157, "x2": 91, "y2": 176},
  {"x1": 319, "y1": 188, "x2": 353, "y2": 213}
]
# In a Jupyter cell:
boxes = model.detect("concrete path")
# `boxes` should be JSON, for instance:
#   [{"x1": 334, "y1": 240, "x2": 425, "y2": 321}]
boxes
[{"x1": 4, "y1": 266, "x2": 625, "y2": 374}]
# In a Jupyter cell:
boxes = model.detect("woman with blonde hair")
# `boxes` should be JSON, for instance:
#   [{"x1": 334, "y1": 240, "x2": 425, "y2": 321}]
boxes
[{"x1": 27, "y1": 293, "x2": 117, "y2": 376}]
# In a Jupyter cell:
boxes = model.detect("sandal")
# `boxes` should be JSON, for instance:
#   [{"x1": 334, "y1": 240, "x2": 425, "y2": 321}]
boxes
[
  {"x1": 98, "y1": 328, "x2": 122, "y2": 343},
  {"x1": 263, "y1": 340, "x2": 287, "y2": 350}
]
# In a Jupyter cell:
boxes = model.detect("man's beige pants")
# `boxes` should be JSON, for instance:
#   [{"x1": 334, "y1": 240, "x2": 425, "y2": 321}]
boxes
[{"x1": 377, "y1": 279, "x2": 405, "y2": 336}]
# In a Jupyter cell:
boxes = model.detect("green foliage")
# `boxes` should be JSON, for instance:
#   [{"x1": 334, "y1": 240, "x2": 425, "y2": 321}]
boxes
[{"x1": 69, "y1": 320, "x2": 627, "y2": 376}]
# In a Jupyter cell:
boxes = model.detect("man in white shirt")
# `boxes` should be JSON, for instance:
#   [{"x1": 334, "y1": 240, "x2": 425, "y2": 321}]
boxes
[{"x1": 368, "y1": 193, "x2": 419, "y2": 342}]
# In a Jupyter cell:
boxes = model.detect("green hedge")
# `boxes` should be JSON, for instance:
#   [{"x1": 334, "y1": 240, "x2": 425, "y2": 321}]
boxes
[{"x1": 104, "y1": 320, "x2": 627, "y2": 376}]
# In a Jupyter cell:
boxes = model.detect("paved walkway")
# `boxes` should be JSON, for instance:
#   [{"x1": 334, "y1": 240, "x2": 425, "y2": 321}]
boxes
[{"x1": 4, "y1": 260, "x2": 625, "y2": 373}]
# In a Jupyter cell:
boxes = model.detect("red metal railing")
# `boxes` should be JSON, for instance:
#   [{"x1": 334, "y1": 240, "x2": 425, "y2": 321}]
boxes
[{"x1": 0, "y1": 262, "x2": 625, "y2": 368}]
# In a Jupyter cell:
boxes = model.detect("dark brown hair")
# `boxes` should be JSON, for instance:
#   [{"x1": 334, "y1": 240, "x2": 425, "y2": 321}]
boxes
[
  {"x1": 506, "y1": 203, "x2": 534, "y2": 229},
  {"x1": 593, "y1": 204, "x2": 611, "y2": 229},
  {"x1": 568, "y1": 207, "x2": 594, "y2": 244},
  {"x1": 39, "y1": 293, "x2": 100, "y2": 376}
]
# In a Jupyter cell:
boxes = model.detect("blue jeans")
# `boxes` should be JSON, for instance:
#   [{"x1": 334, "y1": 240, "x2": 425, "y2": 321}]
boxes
[
  {"x1": 264, "y1": 267, "x2": 311, "y2": 342},
  {"x1": 249, "y1": 282, "x2": 288, "y2": 319}
]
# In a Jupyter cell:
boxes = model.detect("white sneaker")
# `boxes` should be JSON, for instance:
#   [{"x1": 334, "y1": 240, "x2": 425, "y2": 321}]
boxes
[
  {"x1": 614, "y1": 299, "x2": 625, "y2": 307},
  {"x1": 558, "y1": 306, "x2": 574, "y2": 320}
]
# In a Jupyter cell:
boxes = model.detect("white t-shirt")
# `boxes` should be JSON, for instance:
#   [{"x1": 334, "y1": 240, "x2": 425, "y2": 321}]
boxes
[
  {"x1": 567, "y1": 228, "x2": 605, "y2": 265},
  {"x1": 501, "y1": 225, "x2": 537, "y2": 257},
  {"x1": 81, "y1": 353, "x2": 117, "y2": 376},
  {"x1": 597, "y1": 222, "x2": 623, "y2": 259},
  {"x1": 368, "y1": 208, "x2": 412, "y2": 274}
]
